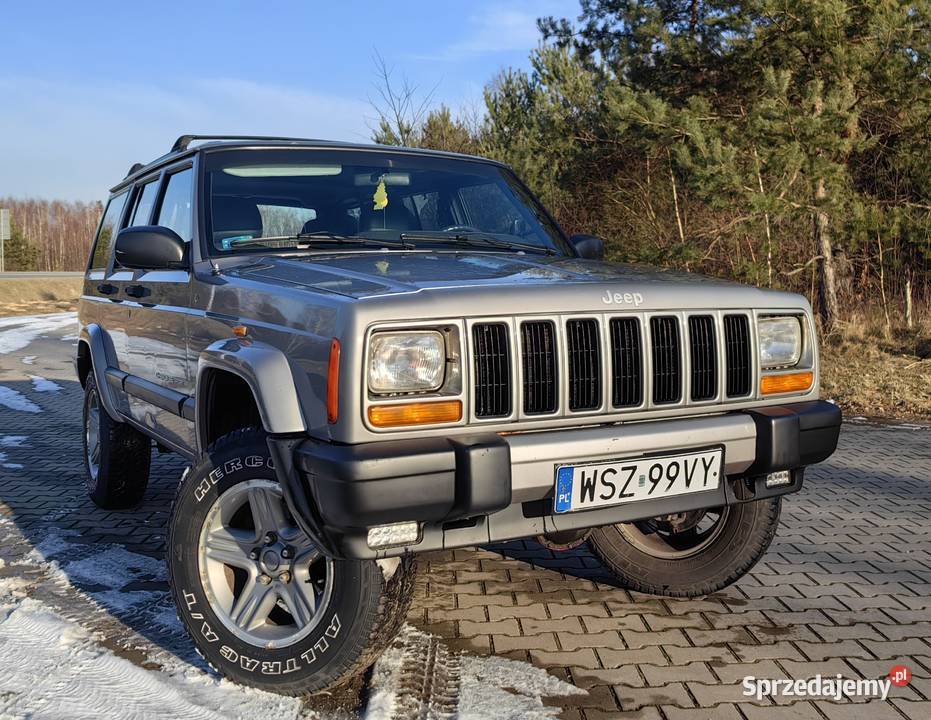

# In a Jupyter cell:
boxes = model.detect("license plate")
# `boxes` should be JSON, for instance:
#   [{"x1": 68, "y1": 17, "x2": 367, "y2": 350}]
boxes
[{"x1": 553, "y1": 448, "x2": 723, "y2": 514}]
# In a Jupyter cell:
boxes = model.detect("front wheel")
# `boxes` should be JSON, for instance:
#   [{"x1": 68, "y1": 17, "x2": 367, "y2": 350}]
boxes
[
  {"x1": 167, "y1": 428, "x2": 416, "y2": 695},
  {"x1": 588, "y1": 498, "x2": 781, "y2": 598}
]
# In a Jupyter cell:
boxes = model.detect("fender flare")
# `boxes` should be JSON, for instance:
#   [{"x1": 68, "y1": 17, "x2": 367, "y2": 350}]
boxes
[
  {"x1": 196, "y1": 338, "x2": 306, "y2": 451},
  {"x1": 78, "y1": 324, "x2": 123, "y2": 422}
]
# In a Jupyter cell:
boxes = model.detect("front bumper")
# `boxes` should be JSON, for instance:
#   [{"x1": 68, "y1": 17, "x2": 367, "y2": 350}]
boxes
[{"x1": 291, "y1": 400, "x2": 841, "y2": 558}]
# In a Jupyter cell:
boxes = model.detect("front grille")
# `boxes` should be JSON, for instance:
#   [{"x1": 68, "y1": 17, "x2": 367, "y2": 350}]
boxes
[
  {"x1": 520, "y1": 321, "x2": 557, "y2": 414},
  {"x1": 688, "y1": 315, "x2": 717, "y2": 401},
  {"x1": 723, "y1": 315, "x2": 752, "y2": 397},
  {"x1": 566, "y1": 319, "x2": 601, "y2": 411},
  {"x1": 468, "y1": 311, "x2": 760, "y2": 422},
  {"x1": 650, "y1": 316, "x2": 681, "y2": 404},
  {"x1": 609, "y1": 317, "x2": 642, "y2": 407},
  {"x1": 472, "y1": 323, "x2": 511, "y2": 417}
]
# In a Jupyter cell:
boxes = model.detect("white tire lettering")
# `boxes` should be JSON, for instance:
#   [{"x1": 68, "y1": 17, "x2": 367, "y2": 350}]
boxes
[
  {"x1": 201, "y1": 622, "x2": 219, "y2": 643},
  {"x1": 261, "y1": 661, "x2": 281, "y2": 675},
  {"x1": 325, "y1": 614, "x2": 341, "y2": 638},
  {"x1": 182, "y1": 590, "x2": 198, "y2": 610},
  {"x1": 240, "y1": 655, "x2": 260, "y2": 672},
  {"x1": 194, "y1": 477, "x2": 211, "y2": 502},
  {"x1": 220, "y1": 645, "x2": 238, "y2": 662}
]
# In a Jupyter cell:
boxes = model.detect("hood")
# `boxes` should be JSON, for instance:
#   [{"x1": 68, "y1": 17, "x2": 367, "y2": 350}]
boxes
[{"x1": 231, "y1": 251, "x2": 744, "y2": 299}]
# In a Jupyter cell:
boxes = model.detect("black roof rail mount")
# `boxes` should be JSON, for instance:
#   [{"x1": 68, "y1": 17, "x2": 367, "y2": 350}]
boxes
[
  {"x1": 125, "y1": 162, "x2": 145, "y2": 179},
  {"x1": 171, "y1": 134, "x2": 317, "y2": 153}
]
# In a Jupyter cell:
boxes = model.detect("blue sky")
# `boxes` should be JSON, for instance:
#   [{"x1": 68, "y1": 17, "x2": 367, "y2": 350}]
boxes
[{"x1": 0, "y1": 0, "x2": 578, "y2": 201}]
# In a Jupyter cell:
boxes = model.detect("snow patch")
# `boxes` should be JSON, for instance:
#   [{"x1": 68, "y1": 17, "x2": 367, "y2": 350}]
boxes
[
  {"x1": 376, "y1": 557, "x2": 401, "y2": 581},
  {"x1": 15, "y1": 527, "x2": 81, "y2": 565},
  {"x1": 29, "y1": 374, "x2": 62, "y2": 393},
  {"x1": 459, "y1": 654, "x2": 586, "y2": 719},
  {"x1": 0, "y1": 385, "x2": 40, "y2": 413},
  {"x1": 0, "y1": 312, "x2": 77, "y2": 354},
  {"x1": 0, "y1": 451, "x2": 23, "y2": 469},
  {"x1": 64, "y1": 546, "x2": 167, "y2": 589},
  {"x1": 21, "y1": 355, "x2": 36, "y2": 365},
  {"x1": 0, "y1": 597, "x2": 308, "y2": 720},
  {"x1": 0, "y1": 575, "x2": 32, "y2": 599},
  {"x1": 365, "y1": 625, "x2": 584, "y2": 720},
  {"x1": 0, "y1": 435, "x2": 27, "y2": 447}
]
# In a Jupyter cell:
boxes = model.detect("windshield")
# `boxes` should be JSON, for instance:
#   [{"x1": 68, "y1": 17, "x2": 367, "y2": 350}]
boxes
[{"x1": 203, "y1": 149, "x2": 571, "y2": 256}]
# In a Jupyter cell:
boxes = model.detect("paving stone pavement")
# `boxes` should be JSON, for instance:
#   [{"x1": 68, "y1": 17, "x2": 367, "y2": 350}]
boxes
[{"x1": 1, "y1": 316, "x2": 930, "y2": 719}]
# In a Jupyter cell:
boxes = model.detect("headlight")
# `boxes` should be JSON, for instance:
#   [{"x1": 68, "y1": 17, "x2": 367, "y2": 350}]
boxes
[
  {"x1": 369, "y1": 331, "x2": 445, "y2": 393},
  {"x1": 758, "y1": 316, "x2": 802, "y2": 368}
]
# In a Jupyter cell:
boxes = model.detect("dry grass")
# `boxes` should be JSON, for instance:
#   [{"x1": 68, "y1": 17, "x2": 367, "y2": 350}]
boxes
[
  {"x1": 0, "y1": 278, "x2": 81, "y2": 316},
  {"x1": 820, "y1": 310, "x2": 931, "y2": 422}
]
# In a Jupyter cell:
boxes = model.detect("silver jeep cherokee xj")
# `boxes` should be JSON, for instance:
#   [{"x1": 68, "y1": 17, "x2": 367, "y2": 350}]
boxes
[{"x1": 76, "y1": 135, "x2": 841, "y2": 694}]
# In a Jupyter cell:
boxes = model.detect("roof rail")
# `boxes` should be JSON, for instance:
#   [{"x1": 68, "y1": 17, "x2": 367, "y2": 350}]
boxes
[
  {"x1": 170, "y1": 134, "x2": 316, "y2": 153},
  {"x1": 125, "y1": 162, "x2": 145, "y2": 179}
]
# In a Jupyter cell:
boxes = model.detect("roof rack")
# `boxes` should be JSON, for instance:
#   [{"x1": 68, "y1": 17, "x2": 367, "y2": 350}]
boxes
[
  {"x1": 124, "y1": 162, "x2": 146, "y2": 179},
  {"x1": 170, "y1": 134, "x2": 317, "y2": 153}
]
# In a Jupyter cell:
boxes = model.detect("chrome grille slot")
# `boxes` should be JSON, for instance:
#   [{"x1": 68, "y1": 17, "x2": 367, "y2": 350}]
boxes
[
  {"x1": 566, "y1": 319, "x2": 601, "y2": 411},
  {"x1": 688, "y1": 315, "x2": 717, "y2": 401},
  {"x1": 520, "y1": 321, "x2": 558, "y2": 414},
  {"x1": 609, "y1": 317, "x2": 642, "y2": 407},
  {"x1": 650, "y1": 316, "x2": 681, "y2": 404},
  {"x1": 723, "y1": 314, "x2": 752, "y2": 397},
  {"x1": 472, "y1": 323, "x2": 511, "y2": 417}
]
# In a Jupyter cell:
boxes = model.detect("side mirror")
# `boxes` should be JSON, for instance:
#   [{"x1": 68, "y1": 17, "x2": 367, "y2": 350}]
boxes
[
  {"x1": 115, "y1": 226, "x2": 187, "y2": 270},
  {"x1": 569, "y1": 234, "x2": 605, "y2": 261}
]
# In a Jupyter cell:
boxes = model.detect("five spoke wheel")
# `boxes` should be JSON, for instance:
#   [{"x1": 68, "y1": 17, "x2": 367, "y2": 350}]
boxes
[{"x1": 198, "y1": 479, "x2": 331, "y2": 648}]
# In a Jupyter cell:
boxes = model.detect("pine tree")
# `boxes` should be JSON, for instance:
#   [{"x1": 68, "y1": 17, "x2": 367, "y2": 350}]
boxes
[{"x1": 3, "y1": 223, "x2": 39, "y2": 271}]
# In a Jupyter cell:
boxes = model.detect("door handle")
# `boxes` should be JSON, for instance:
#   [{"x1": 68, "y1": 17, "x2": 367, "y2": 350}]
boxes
[
  {"x1": 124, "y1": 284, "x2": 151, "y2": 299},
  {"x1": 97, "y1": 283, "x2": 119, "y2": 295}
]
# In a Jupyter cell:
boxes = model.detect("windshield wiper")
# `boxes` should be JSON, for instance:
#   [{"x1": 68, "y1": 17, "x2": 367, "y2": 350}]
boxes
[
  {"x1": 399, "y1": 231, "x2": 557, "y2": 256},
  {"x1": 226, "y1": 232, "x2": 415, "y2": 250}
]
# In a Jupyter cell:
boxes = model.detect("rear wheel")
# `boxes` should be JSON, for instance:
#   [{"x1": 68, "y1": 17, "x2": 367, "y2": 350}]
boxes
[
  {"x1": 82, "y1": 373, "x2": 151, "y2": 509},
  {"x1": 588, "y1": 498, "x2": 781, "y2": 597},
  {"x1": 167, "y1": 428, "x2": 416, "y2": 695}
]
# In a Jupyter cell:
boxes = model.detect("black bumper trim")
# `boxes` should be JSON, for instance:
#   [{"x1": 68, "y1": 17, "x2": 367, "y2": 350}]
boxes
[
  {"x1": 295, "y1": 434, "x2": 511, "y2": 530},
  {"x1": 293, "y1": 400, "x2": 841, "y2": 545},
  {"x1": 743, "y1": 400, "x2": 841, "y2": 475}
]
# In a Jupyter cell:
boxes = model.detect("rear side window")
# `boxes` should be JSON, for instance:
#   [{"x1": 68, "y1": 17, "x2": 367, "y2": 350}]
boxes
[
  {"x1": 89, "y1": 191, "x2": 128, "y2": 270},
  {"x1": 156, "y1": 168, "x2": 194, "y2": 240},
  {"x1": 130, "y1": 180, "x2": 159, "y2": 226}
]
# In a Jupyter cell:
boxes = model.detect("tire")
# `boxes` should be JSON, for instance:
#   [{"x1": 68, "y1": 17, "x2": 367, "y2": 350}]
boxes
[
  {"x1": 588, "y1": 498, "x2": 781, "y2": 598},
  {"x1": 82, "y1": 373, "x2": 151, "y2": 509},
  {"x1": 167, "y1": 428, "x2": 416, "y2": 695}
]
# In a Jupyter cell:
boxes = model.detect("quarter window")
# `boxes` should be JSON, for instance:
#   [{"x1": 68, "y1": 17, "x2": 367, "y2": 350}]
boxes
[
  {"x1": 89, "y1": 191, "x2": 129, "y2": 270},
  {"x1": 129, "y1": 180, "x2": 159, "y2": 226},
  {"x1": 157, "y1": 168, "x2": 194, "y2": 240}
]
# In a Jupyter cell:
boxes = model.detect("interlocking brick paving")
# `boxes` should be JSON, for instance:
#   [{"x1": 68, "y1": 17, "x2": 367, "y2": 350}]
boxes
[{"x1": 1, "y1": 318, "x2": 929, "y2": 718}]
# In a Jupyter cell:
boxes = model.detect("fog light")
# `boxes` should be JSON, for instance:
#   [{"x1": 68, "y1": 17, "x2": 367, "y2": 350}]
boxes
[
  {"x1": 764, "y1": 470, "x2": 792, "y2": 488},
  {"x1": 367, "y1": 521, "x2": 420, "y2": 549}
]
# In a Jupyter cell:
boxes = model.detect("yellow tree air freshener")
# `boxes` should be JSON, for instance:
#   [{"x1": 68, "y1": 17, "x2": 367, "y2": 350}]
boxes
[{"x1": 373, "y1": 179, "x2": 388, "y2": 210}]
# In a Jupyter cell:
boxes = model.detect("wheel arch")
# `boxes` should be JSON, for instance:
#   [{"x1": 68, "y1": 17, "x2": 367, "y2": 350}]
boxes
[
  {"x1": 196, "y1": 339, "x2": 306, "y2": 454},
  {"x1": 77, "y1": 323, "x2": 123, "y2": 421}
]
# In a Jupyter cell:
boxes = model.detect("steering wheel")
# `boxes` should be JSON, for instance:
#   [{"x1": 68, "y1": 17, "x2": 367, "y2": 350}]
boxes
[{"x1": 441, "y1": 225, "x2": 481, "y2": 233}]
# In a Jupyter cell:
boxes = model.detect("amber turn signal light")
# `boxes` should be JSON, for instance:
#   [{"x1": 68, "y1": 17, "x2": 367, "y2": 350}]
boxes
[
  {"x1": 327, "y1": 339, "x2": 340, "y2": 424},
  {"x1": 761, "y1": 371, "x2": 813, "y2": 395},
  {"x1": 368, "y1": 400, "x2": 462, "y2": 428}
]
